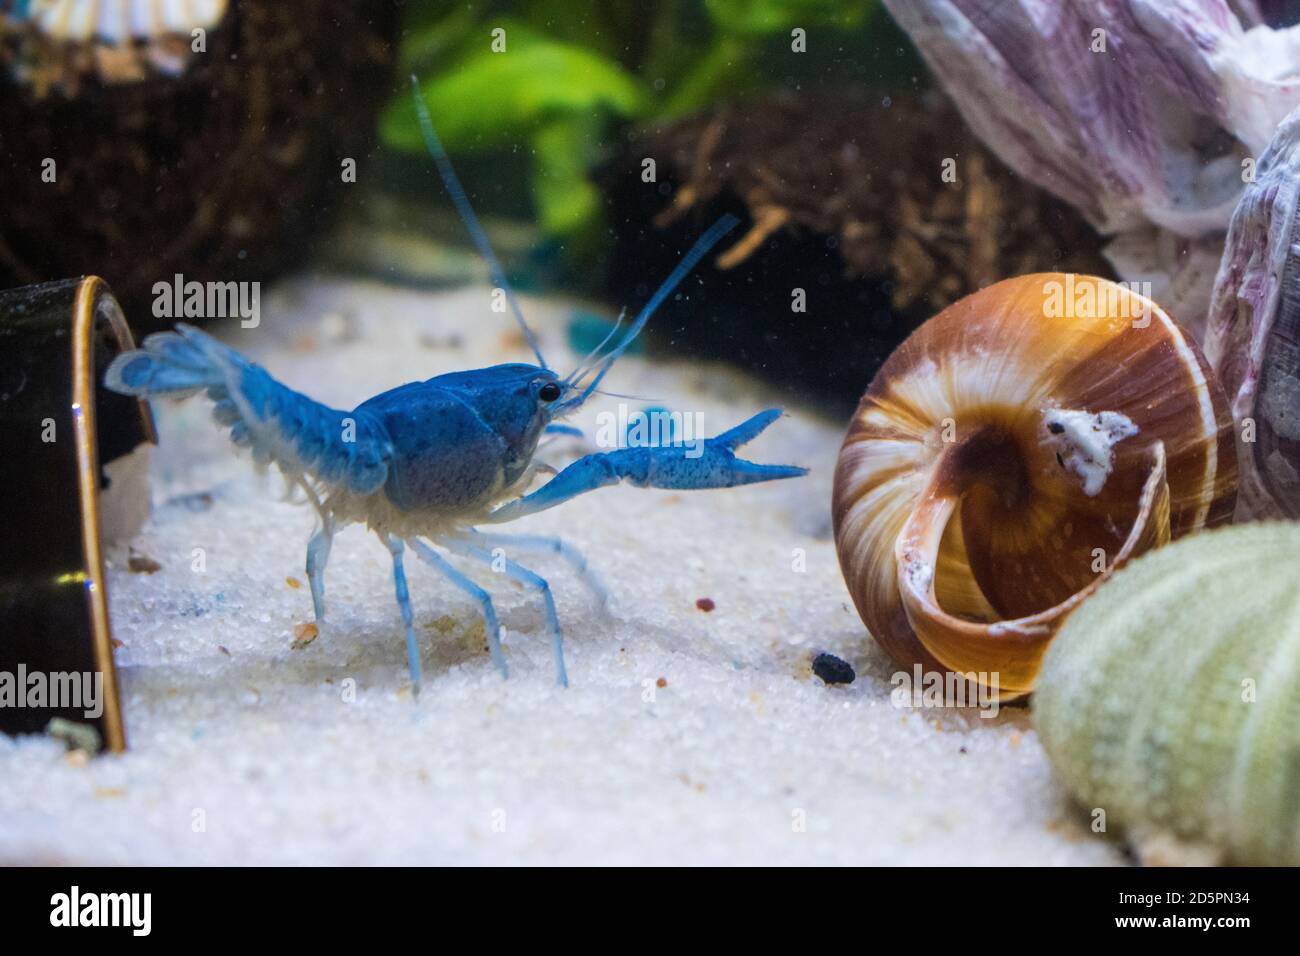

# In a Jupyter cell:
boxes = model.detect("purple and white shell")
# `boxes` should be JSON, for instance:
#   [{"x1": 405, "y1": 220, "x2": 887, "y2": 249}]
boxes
[{"x1": 1206, "y1": 106, "x2": 1300, "y2": 518}]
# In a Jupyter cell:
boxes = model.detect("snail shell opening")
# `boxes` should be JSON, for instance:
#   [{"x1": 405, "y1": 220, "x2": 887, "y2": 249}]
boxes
[{"x1": 832, "y1": 274, "x2": 1237, "y2": 700}]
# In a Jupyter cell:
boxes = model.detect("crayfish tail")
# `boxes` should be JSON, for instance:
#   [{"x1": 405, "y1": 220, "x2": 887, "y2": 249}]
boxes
[
  {"x1": 106, "y1": 324, "x2": 394, "y2": 498},
  {"x1": 105, "y1": 328, "x2": 221, "y2": 397}
]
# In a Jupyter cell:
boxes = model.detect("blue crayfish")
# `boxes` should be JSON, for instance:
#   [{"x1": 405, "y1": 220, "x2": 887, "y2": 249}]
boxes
[{"x1": 106, "y1": 80, "x2": 806, "y2": 696}]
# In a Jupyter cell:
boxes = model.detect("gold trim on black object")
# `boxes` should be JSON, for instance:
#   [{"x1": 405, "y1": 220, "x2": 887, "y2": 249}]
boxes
[
  {"x1": 74, "y1": 277, "x2": 155, "y2": 752},
  {"x1": 0, "y1": 276, "x2": 154, "y2": 753}
]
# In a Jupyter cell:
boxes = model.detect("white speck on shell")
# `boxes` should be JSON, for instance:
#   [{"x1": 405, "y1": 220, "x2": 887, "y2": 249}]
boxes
[
  {"x1": 1042, "y1": 409, "x2": 1138, "y2": 496},
  {"x1": 988, "y1": 620, "x2": 1050, "y2": 637}
]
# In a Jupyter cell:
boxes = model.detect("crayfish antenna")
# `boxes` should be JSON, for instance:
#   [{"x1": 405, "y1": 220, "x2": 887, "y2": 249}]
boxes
[
  {"x1": 556, "y1": 214, "x2": 740, "y2": 415},
  {"x1": 587, "y1": 214, "x2": 738, "y2": 395},
  {"x1": 409, "y1": 75, "x2": 547, "y2": 369}
]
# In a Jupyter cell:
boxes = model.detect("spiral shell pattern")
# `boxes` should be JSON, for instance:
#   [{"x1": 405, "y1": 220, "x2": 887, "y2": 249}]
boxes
[
  {"x1": 10, "y1": 0, "x2": 228, "y2": 43},
  {"x1": 832, "y1": 274, "x2": 1237, "y2": 699}
]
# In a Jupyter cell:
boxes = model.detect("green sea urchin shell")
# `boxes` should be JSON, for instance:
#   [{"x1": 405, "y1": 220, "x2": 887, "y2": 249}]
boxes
[{"x1": 1034, "y1": 522, "x2": 1300, "y2": 866}]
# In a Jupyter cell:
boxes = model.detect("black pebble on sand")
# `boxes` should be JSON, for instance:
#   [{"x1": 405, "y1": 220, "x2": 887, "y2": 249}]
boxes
[{"x1": 812, "y1": 653, "x2": 856, "y2": 685}]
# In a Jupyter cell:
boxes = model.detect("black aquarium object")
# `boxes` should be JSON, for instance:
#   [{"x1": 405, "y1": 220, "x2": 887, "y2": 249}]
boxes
[{"x1": 0, "y1": 276, "x2": 155, "y2": 752}]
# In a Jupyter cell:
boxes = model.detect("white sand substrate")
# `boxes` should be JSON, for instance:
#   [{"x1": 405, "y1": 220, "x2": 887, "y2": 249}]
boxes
[{"x1": 0, "y1": 276, "x2": 1122, "y2": 865}]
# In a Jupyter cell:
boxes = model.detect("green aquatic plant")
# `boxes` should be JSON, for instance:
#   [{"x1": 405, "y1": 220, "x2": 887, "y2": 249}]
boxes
[
  {"x1": 1033, "y1": 522, "x2": 1300, "y2": 866},
  {"x1": 383, "y1": 18, "x2": 646, "y2": 236},
  {"x1": 381, "y1": 1, "x2": 877, "y2": 240}
]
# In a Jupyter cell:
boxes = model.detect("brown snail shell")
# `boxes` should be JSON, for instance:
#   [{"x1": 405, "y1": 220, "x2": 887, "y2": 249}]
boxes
[{"x1": 832, "y1": 274, "x2": 1237, "y2": 700}]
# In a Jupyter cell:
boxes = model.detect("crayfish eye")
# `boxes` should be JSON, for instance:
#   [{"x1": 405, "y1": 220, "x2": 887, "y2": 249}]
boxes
[{"x1": 538, "y1": 381, "x2": 562, "y2": 403}]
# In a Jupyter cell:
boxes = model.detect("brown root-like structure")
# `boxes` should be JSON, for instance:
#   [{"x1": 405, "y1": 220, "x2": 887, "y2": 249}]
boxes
[{"x1": 832, "y1": 274, "x2": 1238, "y2": 700}]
